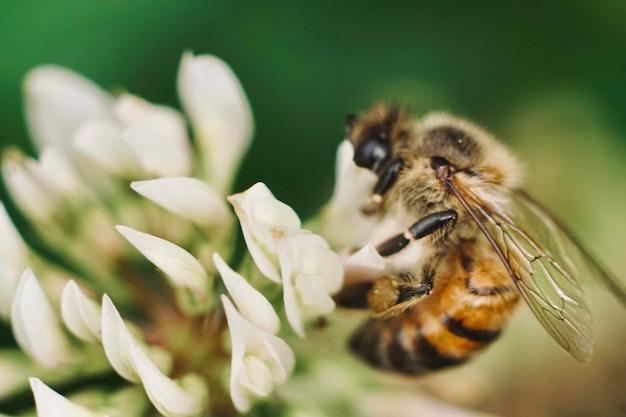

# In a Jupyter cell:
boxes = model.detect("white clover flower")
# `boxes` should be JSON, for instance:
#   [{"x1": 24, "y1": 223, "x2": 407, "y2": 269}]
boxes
[
  {"x1": 214, "y1": 252, "x2": 280, "y2": 335},
  {"x1": 61, "y1": 280, "x2": 102, "y2": 343},
  {"x1": 228, "y1": 182, "x2": 345, "y2": 336},
  {"x1": 178, "y1": 51, "x2": 254, "y2": 194},
  {"x1": 23, "y1": 65, "x2": 114, "y2": 151},
  {"x1": 273, "y1": 228, "x2": 343, "y2": 337},
  {"x1": 11, "y1": 269, "x2": 76, "y2": 369},
  {"x1": 0, "y1": 51, "x2": 354, "y2": 417},
  {"x1": 228, "y1": 182, "x2": 302, "y2": 282},
  {"x1": 221, "y1": 295, "x2": 295, "y2": 413},
  {"x1": 30, "y1": 378, "x2": 105, "y2": 417},
  {"x1": 115, "y1": 225, "x2": 215, "y2": 315},
  {"x1": 0, "y1": 203, "x2": 29, "y2": 320},
  {"x1": 314, "y1": 140, "x2": 379, "y2": 248},
  {"x1": 130, "y1": 177, "x2": 232, "y2": 231}
]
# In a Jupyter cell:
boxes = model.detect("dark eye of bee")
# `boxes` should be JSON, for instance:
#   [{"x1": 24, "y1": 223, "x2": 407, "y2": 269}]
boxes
[{"x1": 353, "y1": 135, "x2": 390, "y2": 173}]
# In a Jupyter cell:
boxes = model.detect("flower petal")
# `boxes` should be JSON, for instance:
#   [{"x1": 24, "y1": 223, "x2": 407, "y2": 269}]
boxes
[
  {"x1": 11, "y1": 269, "x2": 74, "y2": 368},
  {"x1": 213, "y1": 253, "x2": 280, "y2": 335},
  {"x1": 115, "y1": 226, "x2": 211, "y2": 313},
  {"x1": 101, "y1": 294, "x2": 172, "y2": 383},
  {"x1": 73, "y1": 120, "x2": 144, "y2": 177},
  {"x1": 221, "y1": 295, "x2": 295, "y2": 413},
  {"x1": 30, "y1": 377, "x2": 105, "y2": 417},
  {"x1": 23, "y1": 65, "x2": 114, "y2": 151},
  {"x1": 0, "y1": 203, "x2": 27, "y2": 265},
  {"x1": 37, "y1": 146, "x2": 91, "y2": 200},
  {"x1": 316, "y1": 141, "x2": 379, "y2": 247},
  {"x1": 61, "y1": 280, "x2": 102, "y2": 342},
  {"x1": 228, "y1": 182, "x2": 301, "y2": 282},
  {"x1": 274, "y1": 229, "x2": 343, "y2": 337},
  {"x1": 293, "y1": 274, "x2": 336, "y2": 317},
  {"x1": 131, "y1": 177, "x2": 231, "y2": 230},
  {"x1": 131, "y1": 343, "x2": 208, "y2": 417},
  {"x1": 0, "y1": 203, "x2": 28, "y2": 320},
  {"x1": 115, "y1": 94, "x2": 191, "y2": 177},
  {"x1": 177, "y1": 52, "x2": 254, "y2": 193},
  {"x1": 122, "y1": 127, "x2": 191, "y2": 178},
  {"x1": 239, "y1": 355, "x2": 274, "y2": 396},
  {"x1": 291, "y1": 234, "x2": 343, "y2": 295},
  {"x1": 115, "y1": 94, "x2": 189, "y2": 150},
  {"x1": 342, "y1": 244, "x2": 387, "y2": 287},
  {"x1": 2, "y1": 150, "x2": 59, "y2": 222},
  {"x1": 100, "y1": 294, "x2": 140, "y2": 382}
]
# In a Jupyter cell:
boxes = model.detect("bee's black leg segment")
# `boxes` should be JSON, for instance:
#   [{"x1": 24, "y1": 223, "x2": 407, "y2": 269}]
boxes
[
  {"x1": 373, "y1": 157, "x2": 404, "y2": 195},
  {"x1": 376, "y1": 210, "x2": 457, "y2": 257},
  {"x1": 361, "y1": 158, "x2": 404, "y2": 215}
]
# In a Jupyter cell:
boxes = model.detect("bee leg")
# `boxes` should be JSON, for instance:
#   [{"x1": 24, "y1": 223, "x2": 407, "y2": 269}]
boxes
[
  {"x1": 370, "y1": 212, "x2": 455, "y2": 310},
  {"x1": 368, "y1": 267, "x2": 436, "y2": 313},
  {"x1": 367, "y1": 275, "x2": 402, "y2": 313},
  {"x1": 361, "y1": 158, "x2": 404, "y2": 215},
  {"x1": 376, "y1": 210, "x2": 458, "y2": 257},
  {"x1": 398, "y1": 264, "x2": 437, "y2": 302}
]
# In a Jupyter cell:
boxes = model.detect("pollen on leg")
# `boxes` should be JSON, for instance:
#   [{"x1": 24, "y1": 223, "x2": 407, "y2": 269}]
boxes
[{"x1": 367, "y1": 275, "x2": 400, "y2": 313}]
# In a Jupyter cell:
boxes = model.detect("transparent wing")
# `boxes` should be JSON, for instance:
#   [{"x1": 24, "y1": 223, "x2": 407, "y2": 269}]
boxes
[{"x1": 467, "y1": 190, "x2": 626, "y2": 362}]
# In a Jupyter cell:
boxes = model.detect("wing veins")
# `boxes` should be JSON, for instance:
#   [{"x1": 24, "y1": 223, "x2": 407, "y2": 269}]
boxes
[{"x1": 444, "y1": 180, "x2": 597, "y2": 361}]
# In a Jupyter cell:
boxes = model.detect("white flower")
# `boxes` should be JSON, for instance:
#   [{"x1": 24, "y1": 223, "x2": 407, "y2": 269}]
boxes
[
  {"x1": 221, "y1": 295, "x2": 295, "y2": 413},
  {"x1": 129, "y1": 343, "x2": 208, "y2": 417},
  {"x1": 214, "y1": 253, "x2": 280, "y2": 335},
  {"x1": 101, "y1": 295, "x2": 207, "y2": 417},
  {"x1": 30, "y1": 378, "x2": 105, "y2": 417},
  {"x1": 0, "y1": 203, "x2": 29, "y2": 320},
  {"x1": 115, "y1": 225, "x2": 214, "y2": 314},
  {"x1": 227, "y1": 182, "x2": 343, "y2": 337},
  {"x1": 100, "y1": 293, "x2": 157, "y2": 383},
  {"x1": 23, "y1": 65, "x2": 114, "y2": 151},
  {"x1": 131, "y1": 177, "x2": 232, "y2": 230},
  {"x1": 61, "y1": 280, "x2": 102, "y2": 343},
  {"x1": 2, "y1": 150, "x2": 61, "y2": 223},
  {"x1": 3, "y1": 51, "x2": 279, "y2": 417},
  {"x1": 178, "y1": 52, "x2": 254, "y2": 193},
  {"x1": 315, "y1": 140, "x2": 379, "y2": 248},
  {"x1": 273, "y1": 229, "x2": 343, "y2": 337},
  {"x1": 228, "y1": 182, "x2": 301, "y2": 282},
  {"x1": 73, "y1": 121, "x2": 143, "y2": 178},
  {"x1": 115, "y1": 93, "x2": 192, "y2": 178},
  {"x1": 11, "y1": 269, "x2": 75, "y2": 368}
]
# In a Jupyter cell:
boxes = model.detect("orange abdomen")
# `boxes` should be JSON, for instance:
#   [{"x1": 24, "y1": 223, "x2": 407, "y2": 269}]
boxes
[{"x1": 350, "y1": 243, "x2": 520, "y2": 375}]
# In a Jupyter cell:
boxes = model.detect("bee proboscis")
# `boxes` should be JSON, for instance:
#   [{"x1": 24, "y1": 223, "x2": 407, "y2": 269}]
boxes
[{"x1": 342, "y1": 103, "x2": 626, "y2": 375}]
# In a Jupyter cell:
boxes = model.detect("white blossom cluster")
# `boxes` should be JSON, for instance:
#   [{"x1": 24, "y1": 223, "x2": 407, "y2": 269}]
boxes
[{"x1": 0, "y1": 52, "x2": 373, "y2": 417}]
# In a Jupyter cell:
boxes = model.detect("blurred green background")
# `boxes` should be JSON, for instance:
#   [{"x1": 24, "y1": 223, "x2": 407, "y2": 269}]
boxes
[{"x1": 1, "y1": 1, "x2": 625, "y2": 416}]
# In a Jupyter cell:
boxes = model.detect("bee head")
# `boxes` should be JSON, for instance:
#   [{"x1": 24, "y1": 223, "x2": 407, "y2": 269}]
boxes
[
  {"x1": 346, "y1": 103, "x2": 411, "y2": 175},
  {"x1": 416, "y1": 113, "x2": 521, "y2": 190}
]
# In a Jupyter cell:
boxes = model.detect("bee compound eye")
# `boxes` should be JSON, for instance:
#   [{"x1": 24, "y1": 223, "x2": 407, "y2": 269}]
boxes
[{"x1": 353, "y1": 136, "x2": 390, "y2": 173}]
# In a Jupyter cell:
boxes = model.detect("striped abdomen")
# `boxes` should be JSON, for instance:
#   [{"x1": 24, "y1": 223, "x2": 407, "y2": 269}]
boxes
[{"x1": 350, "y1": 242, "x2": 520, "y2": 375}]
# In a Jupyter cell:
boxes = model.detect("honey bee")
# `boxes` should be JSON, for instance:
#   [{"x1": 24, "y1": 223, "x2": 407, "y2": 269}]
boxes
[{"x1": 342, "y1": 102, "x2": 626, "y2": 375}]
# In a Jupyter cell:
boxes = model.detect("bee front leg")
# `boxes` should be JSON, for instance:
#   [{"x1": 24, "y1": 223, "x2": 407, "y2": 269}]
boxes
[
  {"x1": 365, "y1": 210, "x2": 456, "y2": 313},
  {"x1": 361, "y1": 158, "x2": 404, "y2": 215}
]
